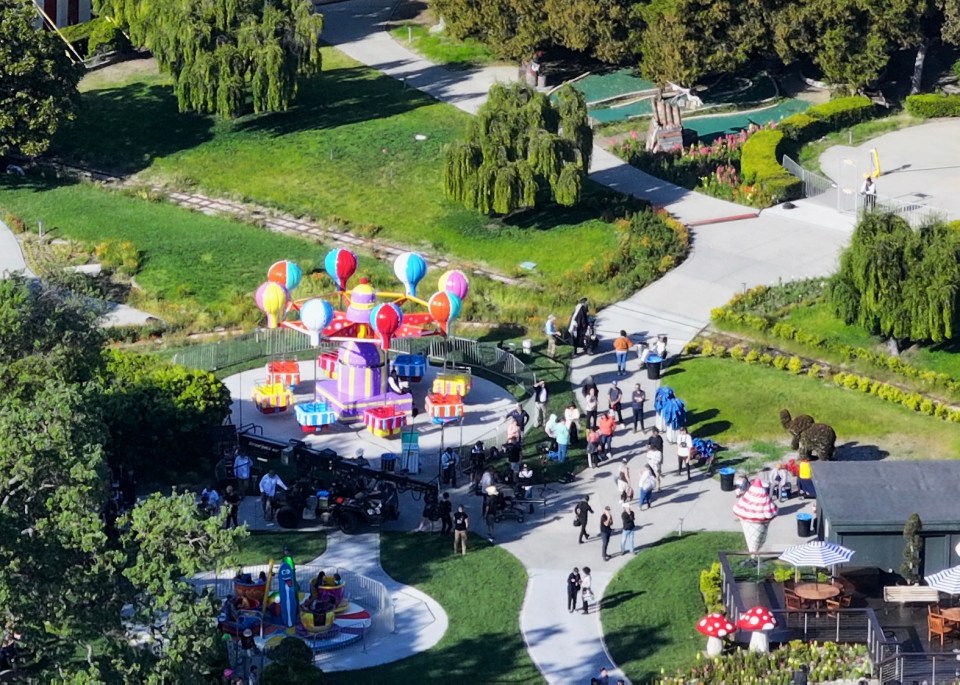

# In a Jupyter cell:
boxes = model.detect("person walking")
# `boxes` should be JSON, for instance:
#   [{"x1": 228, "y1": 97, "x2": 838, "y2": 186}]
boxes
[
  {"x1": 613, "y1": 330, "x2": 633, "y2": 376},
  {"x1": 544, "y1": 314, "x2": 562, "y2": 359},
  {"x1": 608, "y1": 381, "x2": 624, "y2": 425},
  {"x1": 585, "y1": 387, "x2": 599, "y2": 430},
  {"x1": 586, "y1": 428, "x2": 601, "y2": 468},
  {"x1": 233, "y1": 449, "x2": 253, "y2": 496},
  {"x1": 258, "y1": 470, "x2": 287, "y2": 522},
  {"x1": 439, "y1": 492, "x2": 453, "y2": 534},
  {"x1": 631, "y1": 384, "x2": 646, "y2": 433},
  {"x1": 620, "y1": 502, "x2": 636, "y2": 555},
  {"x1": 575, "y1": 495, "x2": 594, "y2": 543},
  {"x1": 566, "y1": 567, "x2": 582, "y2": 613},
  {"x1": 599, "y1": 506, "x2": 614, "y2": 561},
  {"x1": 638, "y1": 465, "x2": 657, "y2": 510},
  {"x1": 441, "y1": 448, "x2": 457, "y2": 488},
  {"x1": 533, "y1": 380, "x2": 548, "y2": 428},
  {"x1": 676, "y1": 427, "x2": 693, "y2": 479},
  {"x1": 482, "y1": 489, "x2": 497, "y2": 542},
  {"x1": 580, "y1": 566, "x2": 594, "y2": 614},
  {"x1": 453, "y1": 505, "x2": 469, "y2": 555}
]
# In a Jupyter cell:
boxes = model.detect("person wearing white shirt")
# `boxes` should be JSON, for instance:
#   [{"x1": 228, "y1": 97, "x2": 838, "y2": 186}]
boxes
[
  {"x1": 258, "y1": 470, "x2": 288, "y2": 522},
  {"x1": 233, "y1": 450, "x2": 253, "y2": 496},
  {"x1": 676, "y1": 428, "x2": 692, "y2": 480}
]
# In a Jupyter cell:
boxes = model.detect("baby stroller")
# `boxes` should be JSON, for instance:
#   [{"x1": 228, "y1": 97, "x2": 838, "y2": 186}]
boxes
[{"x1": 584, "y1": 317, "x2": 599, "y2": 355}]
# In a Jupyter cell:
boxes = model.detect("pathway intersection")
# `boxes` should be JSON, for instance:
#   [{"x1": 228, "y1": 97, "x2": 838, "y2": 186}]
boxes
[{"x1": 258, "y1": 1, "x2": 857, "y2": 682}]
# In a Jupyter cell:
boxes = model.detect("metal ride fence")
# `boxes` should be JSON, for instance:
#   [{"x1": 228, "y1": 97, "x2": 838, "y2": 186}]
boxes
[
  {"x1": 781, "y1": 155, "x2": 939, "y2": 227},
  {"x1": 172, "y1": 328, "x2": 536, "y2": 394},
  {"x1": 191, "y1": 563, "x2": 395, "y2": 650}
]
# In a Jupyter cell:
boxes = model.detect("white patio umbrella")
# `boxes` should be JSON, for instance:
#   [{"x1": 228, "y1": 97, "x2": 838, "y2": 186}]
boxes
[
  {"x1": 778, "y1": 541, "x2": 855, "y2": 583},
  {"x1": 925, "y1": 565, "x2": 960, "y2": 596}
]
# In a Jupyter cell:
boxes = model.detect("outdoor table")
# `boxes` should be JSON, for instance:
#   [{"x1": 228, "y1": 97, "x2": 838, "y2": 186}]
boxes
[
  {"x1": 941, "y1": 607, "x2": 960, "y2": 626},
  {"x1": 795, "y1": 583, "x2": 840, "y2": 612}
]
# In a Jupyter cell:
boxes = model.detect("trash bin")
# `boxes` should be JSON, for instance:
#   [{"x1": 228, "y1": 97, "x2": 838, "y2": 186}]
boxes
[
  {"x1": 797, "y1": 512, "x2": 813, "y2": 537},
  {"x1": 381, "y1": 452, "x2": 397, "y2": 473},
  {"x1": 646, "y1": 354, "x2": 663, "y2": 380},
  {"x1": 719, "y1": 467, "x2": 736, "y2": 492}
]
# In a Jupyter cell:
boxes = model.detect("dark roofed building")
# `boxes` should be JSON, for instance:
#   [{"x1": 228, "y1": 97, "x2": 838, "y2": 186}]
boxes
[{"x1": 812, "y1": 461, "x2": 960, "y2": 576}]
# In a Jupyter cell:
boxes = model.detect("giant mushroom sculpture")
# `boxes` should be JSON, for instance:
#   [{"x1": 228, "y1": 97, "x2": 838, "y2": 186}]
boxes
[
  {"x1": 736, "y1": 606, "x2": 777, "y2": 653},
  {"x1": 696, "y1": 613, "x2": 734, "y2": 658}
]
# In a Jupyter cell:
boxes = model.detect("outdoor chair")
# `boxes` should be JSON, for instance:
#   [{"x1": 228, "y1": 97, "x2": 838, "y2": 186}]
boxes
[
  {"x1": 927, "y1": 613, "x2": 959, "y2": 647},
  {"x1": 784, "y1": 591, "x2": 807, "y2": 612},
  {"x1": 826, "y1": 594, "x2": 853, "y2": 616},
  {"x1": 929, "y1": 603, "x2": 942, "y2": 616}
]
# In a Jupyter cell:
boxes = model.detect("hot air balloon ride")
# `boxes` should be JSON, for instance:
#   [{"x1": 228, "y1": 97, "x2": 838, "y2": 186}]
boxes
[{"x1": 252, "y1": 248, "x2": 472, "y2": 434}]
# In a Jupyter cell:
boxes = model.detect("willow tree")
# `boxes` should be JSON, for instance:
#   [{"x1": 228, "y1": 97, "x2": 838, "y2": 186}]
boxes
[
  {"x1": 96, "y1": 0, "x2": 323, "y2": 118},
  {"x1": 830, "y1": 213, "x2": 960, "y2": 352},
  {"x1": 444, "y1": 83, "x2": 592, "y2": 215}
]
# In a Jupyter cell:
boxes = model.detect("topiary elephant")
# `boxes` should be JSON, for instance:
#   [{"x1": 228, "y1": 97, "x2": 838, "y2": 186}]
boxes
[
  {"x1": 779, "y1": 409, "x2": 815, "y2": 450},
  {"x1": 798, "y1": 423, "x2": 837, "y2": 461}
]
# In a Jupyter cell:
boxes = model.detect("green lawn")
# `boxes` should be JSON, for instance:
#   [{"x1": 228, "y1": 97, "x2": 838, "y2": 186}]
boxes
[
  {"x1": 349, "y1": 532, "x2": 542, "y2": 684},
  {"x1": 665, "y1": 356, "x2": 960, "y2": 459},
  {"x1": 233, "y1": 531, "x2": 327, "y2": 567},
  {"x1": 783, "y1": 303, "x2": 960, "y2": 383},
  {"x1": 388, "y1": 24, "x2": 500, "y2": 68},
  {"x1": 0, "y1": 176, "x2": 399, "y2": 328},
  {"x1": 602, "y1": 532, "x2": 743, "y2": 683},
  {"x1": 54, "y1": 48, "x2": 618, "y2": 279}
]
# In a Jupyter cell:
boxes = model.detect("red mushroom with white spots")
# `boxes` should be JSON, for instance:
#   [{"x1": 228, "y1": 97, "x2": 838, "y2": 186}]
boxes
[
  {"x1": 696, "y1": 612, "x2": 735, "y2": 657},
  {"x1": 736, "y1": 606, "x2": 777, "y2": 653}
]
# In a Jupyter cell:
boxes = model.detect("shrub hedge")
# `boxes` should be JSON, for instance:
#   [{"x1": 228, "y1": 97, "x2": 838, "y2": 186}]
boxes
[
  {"x1": 711, "y1": 297, "x2": 960, "y2": 398},
  {"x1": 739, "y1": 97, "x2": 878, "y2": 203},
  {"x1": 682, "y1": 339, "x2": 960, "y2": 423},
  {"x1": 739, "y1": 130, "x2": 802, "y2": 201},
  {"x1": 905, "y1": 94, "x2": 960, "y2": 119}
]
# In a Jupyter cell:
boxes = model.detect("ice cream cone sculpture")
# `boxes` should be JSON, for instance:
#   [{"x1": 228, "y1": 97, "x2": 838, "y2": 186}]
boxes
[{"x1": 733, "y1": 478, "x2": 778, "y2": 554}]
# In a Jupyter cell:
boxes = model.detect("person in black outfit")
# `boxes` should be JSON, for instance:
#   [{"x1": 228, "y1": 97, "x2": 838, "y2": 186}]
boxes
[
  {"x1": 439, "y1": 492, "x2": 453, "y2": 534},
  {"x1": 119, "y1": 468, "x2": 137, "y2": 510},
  {"x1": 223, "y1": 485, "x2": 242, "y2": 529},
  {"x1": 599, "y1": 506, "x2": 614, "y2": 561},
  {"x1": 566, "y1": 567, "x2": 582, "y2": 613},
  {"x1": 647, "y1": 428, "x2": 664, "y2": 454},
  {"x1": 575, "y1": 495, "x2": 594, "y2": 544},
  {"x1": 503, "y1": 438, "x2": 522, "y2": 482}
]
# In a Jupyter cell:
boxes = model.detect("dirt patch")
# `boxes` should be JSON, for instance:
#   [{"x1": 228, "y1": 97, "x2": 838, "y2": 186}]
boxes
[{"x1": 776, "y1": 69, "x2": 831, "y2": 105}]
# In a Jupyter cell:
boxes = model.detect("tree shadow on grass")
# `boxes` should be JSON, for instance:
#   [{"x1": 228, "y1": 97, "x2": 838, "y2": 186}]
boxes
[
  {"x1": 54, "y1": 83, "x2": 214, "y2": 176},
  {"x1": 235, "y1": 65, "x2": 438, "y2": 137},
  {"x1": 501, "y1": 182, "x2": 649, "y2": 232},
  {"x1": 601, "y1": 589, "x2": 645, "y2": 611}
]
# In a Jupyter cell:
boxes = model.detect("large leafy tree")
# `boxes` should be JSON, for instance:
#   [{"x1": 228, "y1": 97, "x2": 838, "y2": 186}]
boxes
[
  {"x1": 444, "y1": 83, "x2": 592, "y2": 215},
  {"x1": 96, "y1": 0, "x2": 323, "y2": 117},
  {"x1": 0, "y1": 0, "x2": 83, "y2": 156},
  {"x1": 0, "y1": 278, "x2": 244, "y2": 681},
  {"x1": 830, "y1": 213, "x2": 960, "y2": 352}
]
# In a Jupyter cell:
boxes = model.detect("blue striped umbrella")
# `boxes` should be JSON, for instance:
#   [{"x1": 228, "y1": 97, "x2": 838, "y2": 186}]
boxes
[
  {"x1": 925, "y1": 565, "x2": 960, "y2": 595},
  {"x1": 779, "y1": 541, "x2": 855, "y2": 572}
]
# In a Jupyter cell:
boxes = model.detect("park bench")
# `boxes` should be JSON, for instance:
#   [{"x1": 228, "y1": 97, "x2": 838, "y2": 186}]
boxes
[{"x1": 883, "y1": 585, "x2": 940, "y2": 604}]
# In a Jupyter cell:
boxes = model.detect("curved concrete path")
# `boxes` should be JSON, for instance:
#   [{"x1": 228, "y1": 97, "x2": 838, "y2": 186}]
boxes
[{"x1": 321, "y1": 1, "x2": 857, "y2": 682}]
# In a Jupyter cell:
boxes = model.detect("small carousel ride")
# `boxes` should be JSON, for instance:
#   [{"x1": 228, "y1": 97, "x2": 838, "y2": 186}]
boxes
[{"x1": 251, "y1": 250, "x2": 472, "y2": 436}]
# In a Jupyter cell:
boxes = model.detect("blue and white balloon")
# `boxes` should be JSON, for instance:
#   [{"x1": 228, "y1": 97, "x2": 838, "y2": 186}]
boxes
[
  {"x1": 393, "y1": 252, "x2": 427, "y2": 297},
  {"x1": 299, "y1": 298, "x2": 334, "y2": 347}
]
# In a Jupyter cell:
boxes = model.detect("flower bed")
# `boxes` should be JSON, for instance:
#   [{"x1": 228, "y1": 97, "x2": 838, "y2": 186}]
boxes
[
  {"x1": 654, "y1": 641, "x2": 871, "y2": 684},
  {"x1": 610, "y1": 128, "x2": 775, "y2": 208}
]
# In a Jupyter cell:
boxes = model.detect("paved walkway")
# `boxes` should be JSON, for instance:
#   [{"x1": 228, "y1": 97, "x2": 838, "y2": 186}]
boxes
[{"x1": 320, "y1": 1, "x2": 857, "y2": 682}]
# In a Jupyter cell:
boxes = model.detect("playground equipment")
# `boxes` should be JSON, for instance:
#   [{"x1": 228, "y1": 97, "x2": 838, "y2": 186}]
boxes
[
  {"x1": 251, "y1": 382, "x2": 294, "y2": 415},
  {"x1": 252, "y1": 251, "x2": 471, "y2": 435},
  {"x1": 218, "y1": 561, "x2": 376, "y2": 654}
]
